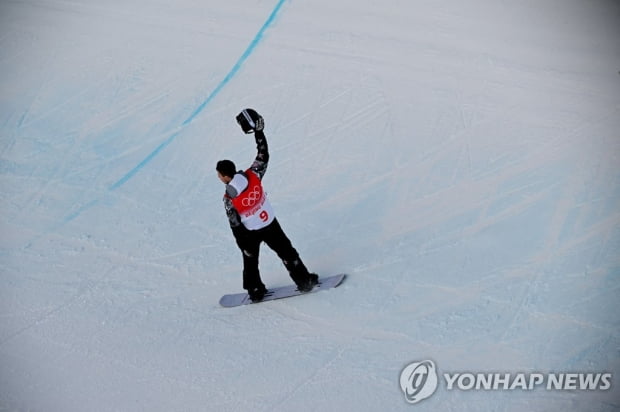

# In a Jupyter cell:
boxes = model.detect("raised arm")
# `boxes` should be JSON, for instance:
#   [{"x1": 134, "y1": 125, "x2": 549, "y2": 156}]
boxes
[
  {"x1": 249, "y1": 130, "x2": 269, "y2": 179},
  {"x1": 236, "y1": 108, "x2": 269, "y2": 179}
]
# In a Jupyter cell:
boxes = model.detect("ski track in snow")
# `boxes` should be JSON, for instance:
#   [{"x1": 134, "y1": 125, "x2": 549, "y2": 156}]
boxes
[{"x1": 1, "y1": 0, "x2": 620, "y2": 411}]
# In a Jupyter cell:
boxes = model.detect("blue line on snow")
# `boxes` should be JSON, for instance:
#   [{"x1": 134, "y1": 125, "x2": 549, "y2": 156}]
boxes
[
  {"x1": 109, "y1": 130, "x2": 181, "y2": 190},
  {"x1": 64, "y1": 0, "x2": 288, "y2": 222},
  {"x1": 111, "y1": 0, "x2": 287, "y2": 190}
]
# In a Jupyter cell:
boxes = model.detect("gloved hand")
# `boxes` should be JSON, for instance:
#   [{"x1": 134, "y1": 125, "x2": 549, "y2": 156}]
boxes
[{"x1": 236, "y1": 108, "x2": 264, "y2": 134}]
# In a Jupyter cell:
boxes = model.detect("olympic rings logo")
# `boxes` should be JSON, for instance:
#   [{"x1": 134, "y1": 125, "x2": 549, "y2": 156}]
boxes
[{"x1": 241, "y1": 186, "x2": 262, "y2": 207}]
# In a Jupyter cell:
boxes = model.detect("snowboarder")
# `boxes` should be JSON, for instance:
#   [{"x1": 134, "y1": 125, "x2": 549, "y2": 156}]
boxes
[{"x1": 216, "y1": 108, "x2": 319, "y2": 302}]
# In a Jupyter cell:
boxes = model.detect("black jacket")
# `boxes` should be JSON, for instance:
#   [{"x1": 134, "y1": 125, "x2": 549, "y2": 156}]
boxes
[{"x1": 222, "y1": 130, "x2": 270, "y2": 237}]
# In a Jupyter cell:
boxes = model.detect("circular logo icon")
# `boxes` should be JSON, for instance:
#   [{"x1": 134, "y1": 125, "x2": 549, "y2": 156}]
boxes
[
  {"x1": 241, "y1": 186, "x2": 262, "y2": 207},
  {"x1": 400, "y1": 360, "x2": 438, "y2": 404}
]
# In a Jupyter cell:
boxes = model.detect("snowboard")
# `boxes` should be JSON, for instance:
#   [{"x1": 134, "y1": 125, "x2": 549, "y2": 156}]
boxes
[{"x1": 219, "y1": 273, "x2": 346, "y2": 307}]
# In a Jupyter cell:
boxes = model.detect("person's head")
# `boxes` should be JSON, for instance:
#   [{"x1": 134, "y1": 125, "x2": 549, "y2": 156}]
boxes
[{"x1": 216, "y1": 159, "x2": 236, "y2": 183}]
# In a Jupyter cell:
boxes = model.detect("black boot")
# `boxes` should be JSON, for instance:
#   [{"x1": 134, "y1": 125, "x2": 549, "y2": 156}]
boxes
[
  {"x1": 297, "y1": 273, "x2": 319, "y2": 293},
  {"x1": 284, "y1": 258, "x2": 311, "y2": 285},
  {"x1": 248, "y1": 285, "x2": 267, "y2": 302}
]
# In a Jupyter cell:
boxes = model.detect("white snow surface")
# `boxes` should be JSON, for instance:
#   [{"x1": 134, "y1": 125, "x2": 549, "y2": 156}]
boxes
[{"x1": 1, "y1": 0, "x2": 619, "y2": 411}]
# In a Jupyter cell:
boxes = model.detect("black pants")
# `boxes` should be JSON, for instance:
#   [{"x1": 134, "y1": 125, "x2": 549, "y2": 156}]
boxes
[{"x1": 235, "y1": 219, "x2": 311, "y2": 291}]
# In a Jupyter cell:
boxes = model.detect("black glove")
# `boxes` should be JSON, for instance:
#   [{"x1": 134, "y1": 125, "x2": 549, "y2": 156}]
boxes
[{"x1": 236, "y1": 108, "x2": 264, "y2": 134}]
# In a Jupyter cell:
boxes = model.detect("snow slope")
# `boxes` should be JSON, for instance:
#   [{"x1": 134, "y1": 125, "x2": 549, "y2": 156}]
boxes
[{"x1": 1, "y1": 0, "x2": 619, "y2": 410}]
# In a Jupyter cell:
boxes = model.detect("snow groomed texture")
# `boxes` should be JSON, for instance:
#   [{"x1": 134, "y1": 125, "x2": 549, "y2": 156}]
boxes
[{"x1": 1, "y1": 0, "x2": 619, "y2": 410}]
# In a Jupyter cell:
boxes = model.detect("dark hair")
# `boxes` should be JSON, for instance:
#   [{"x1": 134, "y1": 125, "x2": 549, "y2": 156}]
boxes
[{"x1": 216, "y1": 160, "x2": 236, "y2": 178}]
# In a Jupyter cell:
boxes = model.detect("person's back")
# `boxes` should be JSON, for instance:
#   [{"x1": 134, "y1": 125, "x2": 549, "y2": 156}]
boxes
[{"x1": 216, "y1": 109, "x2": 318, "y2": 302}]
